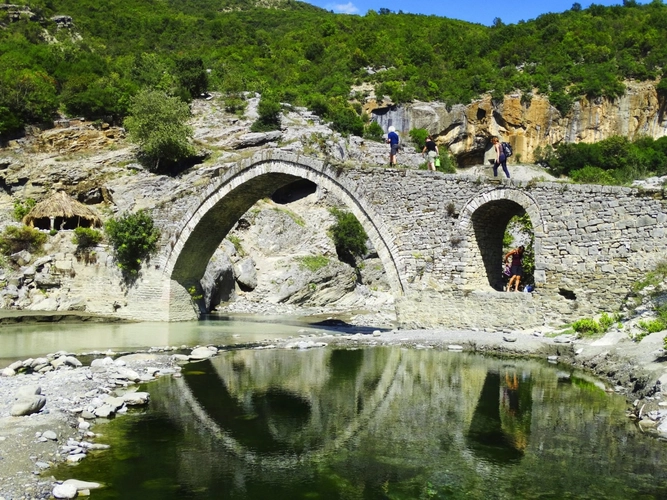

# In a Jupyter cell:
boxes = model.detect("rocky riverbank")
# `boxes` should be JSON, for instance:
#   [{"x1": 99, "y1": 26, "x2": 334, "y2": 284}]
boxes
[{"x1": 1, "y1": 322, "x2": 667, "y2": 499}]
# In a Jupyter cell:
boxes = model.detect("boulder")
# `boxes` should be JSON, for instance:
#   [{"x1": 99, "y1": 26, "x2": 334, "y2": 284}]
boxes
[
  {"x1": 10, "y1": 250, "x2": 32, "y2": 266},
  {"x1": 190, "y1": 346, "x2": 217, "y2": 360},
  {"x1": 62, "y1": 479, "x2": 101, "y2": 491},
  {"x1": 16, "y1": 385, "x2": 41, "y2": 398},
  {"x1": 231, "y1": 131, "x2": 282, "y2": 149},
  {"x1": 234, "y1": 257, "x2": 257, "y2": 291},
  {"x1": 53, "y1": 483, "x2": 78, "y2": 499},
  {"x1": 201, "y1": 246, "x2": 236, "y2": 311},
  {"x1": 122, "y1": 392, "x2": 150, "y2": 405},
  {"x1": 10, "y1": 395, "x2": 46, "y2": 416}
]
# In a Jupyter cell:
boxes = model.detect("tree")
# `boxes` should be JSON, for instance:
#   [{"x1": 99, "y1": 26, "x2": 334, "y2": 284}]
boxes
[
  {"x1": 123, "y1": 89, "x2": 195, "y2": 171},
  {"x1": 105, "y1": 210, "x2": 160, "y2": 280},
  {"x1": 250, "y1": 94, "x2": 281, "y2": 132},
  {"x1": 330, "y1": 208, "x2": 367, "y2": 267},
  {"x1": 175, "y1": 55, "x2": 208, "y2": 100}
]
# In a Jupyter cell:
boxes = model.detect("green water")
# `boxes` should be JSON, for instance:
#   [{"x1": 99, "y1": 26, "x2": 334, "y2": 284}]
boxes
[
  {"x1": 0, "y1": 314, "x2": 364, "y2": 368},
  {"x1": 53, "y1": 347, "x2": 667, "y2": 499}
]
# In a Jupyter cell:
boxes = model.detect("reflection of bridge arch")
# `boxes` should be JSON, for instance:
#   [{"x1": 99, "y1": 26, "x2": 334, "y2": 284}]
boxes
[
  {"x1": 162, "y1": 154, "x2": 407, "y2": 295},
  {"x1": 175, "y1": 348, "x2": 404, "y2": 468},
  {"x1": 458, "y1": 187, "x2": 545, "y2": 290}
]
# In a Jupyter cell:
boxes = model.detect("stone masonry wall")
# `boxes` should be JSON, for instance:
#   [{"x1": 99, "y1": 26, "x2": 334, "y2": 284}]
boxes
[{"x1": 150, "y1": 152, "x2": 667, "y2": 328}]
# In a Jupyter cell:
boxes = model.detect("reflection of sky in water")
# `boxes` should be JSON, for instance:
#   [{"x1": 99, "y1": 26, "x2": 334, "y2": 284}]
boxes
[
  {"x1": 0, "y1": 315, "x2": 333, "y2": 365},
  {"x1": 52, "y1": 349, "x2": 667, "y2": 499}
]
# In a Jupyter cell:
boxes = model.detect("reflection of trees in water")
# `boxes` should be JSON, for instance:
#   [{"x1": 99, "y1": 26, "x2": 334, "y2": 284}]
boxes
[{"x1": 82, "y1": 349, "x2": 667, "y2": 499}]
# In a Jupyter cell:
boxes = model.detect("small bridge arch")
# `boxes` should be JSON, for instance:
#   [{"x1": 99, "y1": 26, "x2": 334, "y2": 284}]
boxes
[
  {"x1": 162, "y1": 154, "x2": 407, "y2": 300},
  {"x1": 458, "y1": 187, "x2": 545, "y2": 290}
]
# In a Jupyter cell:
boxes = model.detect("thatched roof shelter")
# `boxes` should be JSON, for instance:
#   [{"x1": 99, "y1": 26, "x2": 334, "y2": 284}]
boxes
[{"x1": 23, "y1": 191, "x2": 102, "y2": 230}]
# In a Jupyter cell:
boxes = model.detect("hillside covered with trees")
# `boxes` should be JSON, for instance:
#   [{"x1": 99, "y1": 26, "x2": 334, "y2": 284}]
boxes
[{"x1": 1, "y1": 0, "x2": 666, "y2": 140}]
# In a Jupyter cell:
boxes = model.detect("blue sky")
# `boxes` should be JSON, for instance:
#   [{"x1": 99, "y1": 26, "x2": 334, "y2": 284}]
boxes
[{"x1": 301, "y1": 0, "x2": 658, "y2": 26}]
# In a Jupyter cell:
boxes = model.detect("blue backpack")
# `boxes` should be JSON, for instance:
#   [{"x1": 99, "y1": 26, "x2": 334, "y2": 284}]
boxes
[{"x1": 501, "y1": 142, "x2": 513, "y2": 158}]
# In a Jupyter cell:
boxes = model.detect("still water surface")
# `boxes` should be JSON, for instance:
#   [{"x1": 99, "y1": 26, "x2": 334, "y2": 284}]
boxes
[
  {"x1": 50, "y1": 344, "x2": 667, "y2": 499},
  {"x1": 0, "y1": 314, "x2": 353, "y2": 367}
]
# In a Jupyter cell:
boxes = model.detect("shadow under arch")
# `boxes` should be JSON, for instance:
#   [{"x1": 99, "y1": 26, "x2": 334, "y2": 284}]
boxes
[
  {"x1": 163, "y1": 155, "x2": 406, "y2": 299},
  {"x1": 458, "y1": 187, "x2": 545, "y2": 290}
]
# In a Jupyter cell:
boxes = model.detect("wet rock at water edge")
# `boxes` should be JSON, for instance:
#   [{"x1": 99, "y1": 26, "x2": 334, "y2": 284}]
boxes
[
  {"x1": 53, "y1": 483, "x2": 78, "y2": 499},
  {"x1": 189, "y1": 346, "x2": 218, "y2": 360}
]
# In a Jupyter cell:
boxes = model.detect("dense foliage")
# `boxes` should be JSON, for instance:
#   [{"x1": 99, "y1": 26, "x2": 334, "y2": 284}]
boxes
[
  {"x1": 1, "y1": 0, "x2": 666, "y2": 138},
  {"x1": 12, "y1": 198, "x2": 36, "y2": 221},
  {"x1": 123, "y1": 89, "x2": 196, "y2": 170},
  {"x1": 72, "y1": 227, "x2": 103, "y2": 248},
  {"x1": 535, "y1": 135, "x2": 667, "y2": 184},
  {"x1": 0, "y1": 225, "x2": 47, "y2": 255},
  {"x1": 329, "y1": 207, "x2": 368, "y2": 266},
  {"x1": 105, "y1": 210, "x2": 160, "y2": 279}
]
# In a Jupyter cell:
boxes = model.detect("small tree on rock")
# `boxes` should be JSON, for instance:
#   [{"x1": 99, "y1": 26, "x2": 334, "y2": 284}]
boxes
[{"x1": 124, "y1": 89, "x2": 195, "y2": 172}]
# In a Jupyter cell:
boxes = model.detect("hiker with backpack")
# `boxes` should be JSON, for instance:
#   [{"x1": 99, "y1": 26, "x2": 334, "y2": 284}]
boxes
[{"x1": 491, "y1": 136, "x2": 510, "y2": 178}]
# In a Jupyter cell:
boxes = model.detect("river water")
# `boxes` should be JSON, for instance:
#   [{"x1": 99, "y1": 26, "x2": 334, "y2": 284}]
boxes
[
  {"x1": 0, "y1": 314, "x2": 369, "y2": 368},
  {"x1": 4, "y1": 317, "x2": 667, "y2": 498}
]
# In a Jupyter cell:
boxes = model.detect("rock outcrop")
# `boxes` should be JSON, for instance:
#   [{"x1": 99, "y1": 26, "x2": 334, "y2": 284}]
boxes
[{"x1": 371, "y1": 81, "x2": 667, "y2": 165}]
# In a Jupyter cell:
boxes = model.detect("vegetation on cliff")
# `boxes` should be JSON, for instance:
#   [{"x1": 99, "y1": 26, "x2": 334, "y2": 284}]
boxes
[
  {"x1": 535, "y1": 135, "x2": 667, "y2": 185},
  {"x1": 1, "y1": 0, "x2": 666, "y2": 139},
  {"x1": 105, "y1": 211, "x2": 160, "y2": 280}
]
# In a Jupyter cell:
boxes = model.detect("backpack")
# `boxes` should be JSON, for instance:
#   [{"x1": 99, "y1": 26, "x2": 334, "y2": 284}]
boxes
[{"x1": 501, "y1": 142, "x2": 513, "y2": 158}]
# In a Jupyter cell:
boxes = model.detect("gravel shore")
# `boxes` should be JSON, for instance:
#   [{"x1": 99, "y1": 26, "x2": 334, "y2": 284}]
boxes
[{"x1": 1, "y1": 326, "x2": 666, "y2": 499}]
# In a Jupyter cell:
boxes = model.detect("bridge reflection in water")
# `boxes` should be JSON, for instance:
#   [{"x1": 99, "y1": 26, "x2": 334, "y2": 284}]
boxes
[{"x1": 59, "y1": 348, "x2": 667, "y2": 499}]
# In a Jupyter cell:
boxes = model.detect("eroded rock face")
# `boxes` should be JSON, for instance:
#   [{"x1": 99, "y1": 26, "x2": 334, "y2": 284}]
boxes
[{"x1": 371, "y1": 81, "x2": 667, "y2": 165}]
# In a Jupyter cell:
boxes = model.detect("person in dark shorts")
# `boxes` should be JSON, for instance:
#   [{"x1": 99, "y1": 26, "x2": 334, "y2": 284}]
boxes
[
  {"x1": 504, "y1": 245, "x2": 525, "y2": 292},
  {"x1": 386, "y1": 126, "x2": 400, "y2": 166}
]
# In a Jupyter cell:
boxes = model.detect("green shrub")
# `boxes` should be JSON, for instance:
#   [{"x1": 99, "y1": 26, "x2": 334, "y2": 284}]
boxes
[
  {"x1": 329, "y1": 106, "x2": 364, "y2": 136},
  {"x1": 72, "y1": 227, "x2": 103, "y2": 248},
  {"x1": 13, "y1": 198, "x2": 36, "y2": 222},
  {"x1": 224, "y1": 93, "x2": 246, "y2": 115},
  {"x1": 572, "y1": 318, "x2": 601, "y2": 336},
  {"x1": 409, "y1": 128, "x2": 428, "y2": 148},
  {"x1": 124, "y1": 89, "x2": 195, "y2": 171},
  {"x1": 298, "y1": 255, "x2": 329, "y2": 272},
  {"x1": 0, "y1": 225, "x2": 47, "y2": 255},
  {"x1": 633, "y1": 260, "x2": 667, "y2": 293},
  {"x1": 570, "y1": 166, "x2": 618, "y2": 185},
  {"x1": 329, "y1": 207, "x2": 367, "y2": 266},
  {"x1": 436, "y1": 150, "x2": 457, "y2": 174},
  {"x1": 226, "y1": 235, "x2": 246, "y2": 257},
  {"x1": 363, "y1": 121, "x2": 384, "y2": 142},
  {"x1": 105, "y1": 211, "x2": 160, "y2": 278},
  {"x1": 250, "y1": 95, "x2": 282, "y2": 132},
  {"x1": 598, "y1": 312, "x2": 614, "y2": 332},
  {"x1": 639, "y1": 319, "x2": 666, "y2": 335}
]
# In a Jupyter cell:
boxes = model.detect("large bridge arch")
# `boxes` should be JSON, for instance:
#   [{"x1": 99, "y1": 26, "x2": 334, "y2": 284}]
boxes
[
  {"x1": 458, "y1": 187, "x2": 546, "y2": 290},
  {"x1": 162, "y1": 155, "x2": 407, "y2": 301}
]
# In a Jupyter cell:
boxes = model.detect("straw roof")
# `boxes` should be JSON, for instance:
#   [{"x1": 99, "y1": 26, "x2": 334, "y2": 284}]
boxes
[{"x1": 23, "y1": 191, "x2": 102, "y2": 228}]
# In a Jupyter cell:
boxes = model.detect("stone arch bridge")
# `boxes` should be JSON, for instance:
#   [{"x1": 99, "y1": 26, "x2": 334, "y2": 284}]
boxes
[{"x1": 126, "y1": 151, "x2": 667, "y2": 330}]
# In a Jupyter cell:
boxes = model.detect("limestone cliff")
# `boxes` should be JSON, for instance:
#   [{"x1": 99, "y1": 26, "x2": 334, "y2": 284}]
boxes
[{"x1": 370, "y1": 81, "x2": 667, "y2": 166}]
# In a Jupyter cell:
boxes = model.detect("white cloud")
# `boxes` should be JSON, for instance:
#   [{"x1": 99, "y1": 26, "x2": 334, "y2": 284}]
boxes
[{"x1": 327, "y1": 2, "x2": 359, "y2": 14}]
